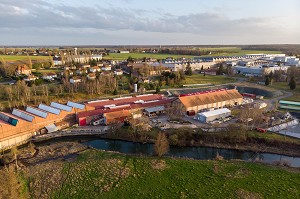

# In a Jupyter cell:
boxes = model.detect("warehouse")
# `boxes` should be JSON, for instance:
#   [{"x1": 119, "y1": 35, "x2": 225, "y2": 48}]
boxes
[
  {"x1": 179, "y1": 89, "x2": 242, "y2": 114},
  {"x1": 103, "y1": 110, "x2": 131, "y2": 125},
  {"x1": 0, "y1": 101, "x2": 90, "y2": 150},
  {"x1": 197, "y1": 108, "x2": 231, "y2": 123}
]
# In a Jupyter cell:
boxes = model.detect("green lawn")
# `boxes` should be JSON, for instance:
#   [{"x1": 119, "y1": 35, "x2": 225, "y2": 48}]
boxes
[
  {"x1": 0, "y1": 55, "x2": 49, "y2": 62},
  {"x1": 182, "y1": 74, "x2": 236, "y2": 85},
  {"x1": 36, "y1": 69, "x2": 63, "y2": 74},
  {"x1": 270, "y1": 82, "x2": 300, "y2": 101},
  {"x1": 51, "y1": 150, "x2": 300, "y2": 199}
]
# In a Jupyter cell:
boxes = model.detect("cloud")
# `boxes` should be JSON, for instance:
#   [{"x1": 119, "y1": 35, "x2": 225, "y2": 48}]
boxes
[{"x1": 0, "y1": 0, "x2": 299, "y2": 44}]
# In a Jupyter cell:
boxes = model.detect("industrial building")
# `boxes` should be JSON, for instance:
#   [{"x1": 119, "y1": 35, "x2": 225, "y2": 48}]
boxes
[
  {"x1": 0, "y1": 101, "x2": 93, "y2": 150},
  {"x1": 197, "y1": 108, "x2": 231, "y2": 123},
  {"x1": 178, "y1": 89, "x2": 243, "y2": 114},
  {"x1": 77, "y1": 94, "x2": 173, "y2": 126}
]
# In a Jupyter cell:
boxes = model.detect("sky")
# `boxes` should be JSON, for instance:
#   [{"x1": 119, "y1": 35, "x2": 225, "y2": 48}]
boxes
[{"x1": 0, "y1": 0, "x2": 300, "y2": 45}]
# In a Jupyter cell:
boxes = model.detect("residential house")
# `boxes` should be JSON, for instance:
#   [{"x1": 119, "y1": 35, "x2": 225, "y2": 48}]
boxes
[
  {"x1": 24, "y1": 75, "x2": 38, "y2": 82},
  {"x1": 53, "y1": 57, "x2": 63, "y2": 66},
  {"x1": 76, "y1": 68, "x2": 88, "y2": 75},
  {"x1": 87, "y1": 73, "x2": 96, "y2": 80},
  {"x1": 114, "y1": 69, "x2": 123, "y2": 76},
  {"x1": 42, "y1": 72, "x2": 57, "y2": 81},
  {"x1": 101, "y1": 65, "x2": 111, "y2": 71},
  {"x1": 15, "y1": 65, "x2": 31, "y2": 76},
  {"x1": 70, "y1": 77, "x2": 82, "y2": 84},
  {"x1": 89, "y1": 66, "x2": 101, "y2": 73}
]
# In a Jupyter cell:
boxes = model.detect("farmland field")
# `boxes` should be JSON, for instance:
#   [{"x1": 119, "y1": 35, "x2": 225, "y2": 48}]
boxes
[
  {"x1": 0, "y1": 55, "x2": 49, "y2": 62},
  {"x1": 48, "y1": 150, "x2": 300, "y2": 198},
  {"x1": 103, "y1": 48, "x2": 281, "y2": 60}
]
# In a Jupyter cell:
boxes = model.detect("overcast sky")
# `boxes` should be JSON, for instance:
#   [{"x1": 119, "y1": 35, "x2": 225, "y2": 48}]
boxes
[{"x1": 0, "y1": 0, "x2": 300, "y2": 45}]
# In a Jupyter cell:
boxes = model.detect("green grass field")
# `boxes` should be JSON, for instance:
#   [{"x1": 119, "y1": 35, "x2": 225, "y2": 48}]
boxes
[
  {"x1": 270, "y1": 82, "x2": 300, "y2": 101},
  {"x1": 51, "y1": 150, "x2": 300, "y2": 199},
  {"x1": 0, "y1": 55, "x2": 49, "y2": 62},
  {"x1": 182, "y1": 74, "x2": 236, "y2": 85},
  {"x1": 103, "y1": 48, "x2": 281, "y2": 60}
]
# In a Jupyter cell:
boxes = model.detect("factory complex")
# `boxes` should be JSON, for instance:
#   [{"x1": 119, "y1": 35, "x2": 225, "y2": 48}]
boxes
[{"x1": 0, "y1": 89, "x2": 247, "y2": 150}]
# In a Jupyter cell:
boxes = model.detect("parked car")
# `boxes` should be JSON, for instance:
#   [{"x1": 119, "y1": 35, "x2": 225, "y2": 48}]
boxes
[{"x1": 256, "y1": 128, "x2": 267, "y2": 133}]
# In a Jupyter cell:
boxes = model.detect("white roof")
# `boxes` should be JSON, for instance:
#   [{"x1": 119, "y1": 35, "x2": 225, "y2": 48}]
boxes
[
  {"x1": 67, "y1": 101, "x2": 85, "y2": 110},
  {"x1": 38, "y1": 104, "x2": 61, "y2": 115},
  {"x1": 45, "y1": 124, "x2": 58, "y2": 133},
  {"x1": 50, "y1": 102, "x2": 73, "y2": 112},
  {"x1": 198, "y1": 108, "x2": 231, "y2": 117},
  {"x1": 145, "y1": 106, "x2": 165, "y2": 113}
]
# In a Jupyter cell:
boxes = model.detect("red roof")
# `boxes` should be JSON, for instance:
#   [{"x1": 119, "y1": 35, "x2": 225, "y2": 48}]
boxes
[
  {"x1": 78, "y1": 98, "x2": 172, "y2": 119},
  {"x1": 86, "y1": 94, "x2": 165, "y2": 109}
]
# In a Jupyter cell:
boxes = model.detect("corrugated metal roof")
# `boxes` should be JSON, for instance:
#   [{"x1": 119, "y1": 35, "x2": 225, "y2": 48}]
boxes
[
  {"x1": 145, "y1": 106, "x2": 165, "y2": 113},
  {"x1": 45, "y1": 124, "x2": 58, "y2": 133},
  {"x1": 179, "y1": 89, "x2": 242, "y2": 108},
  {"x1": 77, "y1": 98, "x2": 173, "y2": 118},
  {"x1": 198, "y1": 108, "x2": 231, "y2": 117},
  {"x1": 67, "y1": 101, "x2": 85, "y2": 110},
  {"x1": 38, "y1": 104, "x2": 61, "y2": 115},
  {"x1": 50, "y1": 102, "x2": 73, "y2": 112},
  {"x1": 12, "y1": 109, "x2": 34, "y2": 122},
  {"x1": 26, "y1": 106, "x2": 48, "y2": 118},
  {"x1": 86, "y1": 94, "x2": 164, "y2": 109}
]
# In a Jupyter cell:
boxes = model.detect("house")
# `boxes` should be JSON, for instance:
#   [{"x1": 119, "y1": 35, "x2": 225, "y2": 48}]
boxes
[
  {"x1": 76, "y1": 68, "x2": 88, "y2": 75},
  {"x1": 53, "y1": 57, "x2": 63, "y2": 66},
  {"x1": 101, "y1": 65, "x2": 111, "y2": 71},
  {"x1": 81, "y1": 64, "x2": 91, "y2": 69},
  {"x1": 114, "y1": 69, "x2": 123, "y2": 76},
  {"x1": 87, "y1": 73, "x2": 96, "y2": 80},
  {"x1": 42, "y1": 72, "x2": 57, "y2": 81},
  {"x1": 24, "y1": 75, "x2": 38, "y2": 82},
  {"x1": 100, "y1": 71, "x2": 112, "y2": 76},
  {"x1": 89, "y1": 66, "x2": 101, "y2": 73},
  {"x1": 70, "y1": 77, "x2": 82, "y2": 84},
  {"x1": 15, "y1": 65, "x2": 31, "y2": 76}
]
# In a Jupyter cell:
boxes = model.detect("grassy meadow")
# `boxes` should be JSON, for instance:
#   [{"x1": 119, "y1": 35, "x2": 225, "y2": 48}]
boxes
[
  {"x1": 183, "y1": 74, "x2": 236, "y2": 85},
  {"x1": 271, "y1": 82, "x2": 300, "y2": 101},
  {"x1": 48, "y1": 150, "x2": 300, "y2": 199},
  {"x1": 103, "y1": 48, "x2": 281, "y2": 60},
  {"x1": 0, "y1": 55, "x2": 49, "y2": 62}
]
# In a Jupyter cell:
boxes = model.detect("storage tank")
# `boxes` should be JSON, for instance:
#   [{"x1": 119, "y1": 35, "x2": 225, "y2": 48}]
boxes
[{"x1": 134, "y1": 84, "x2": 138, "y2": 93}]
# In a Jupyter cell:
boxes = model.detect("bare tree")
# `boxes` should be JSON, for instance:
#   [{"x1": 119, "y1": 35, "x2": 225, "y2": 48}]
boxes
[
  {"x1": 154, "y1": 132, "x2": 169, "y2": 157},
  {"x1": 166, "y1": 100, "x2": 185, "y2": 120}
]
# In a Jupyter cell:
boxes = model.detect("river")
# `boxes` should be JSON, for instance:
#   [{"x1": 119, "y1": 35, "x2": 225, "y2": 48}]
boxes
[{"x1": 82, "y1": 139, "x2": 300, "y2": 167}]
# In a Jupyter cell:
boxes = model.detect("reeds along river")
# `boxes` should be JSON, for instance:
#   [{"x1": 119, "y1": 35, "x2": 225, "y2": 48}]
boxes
[{"x1": 82, "y1": 139, "x2": 300, "y2": 168}]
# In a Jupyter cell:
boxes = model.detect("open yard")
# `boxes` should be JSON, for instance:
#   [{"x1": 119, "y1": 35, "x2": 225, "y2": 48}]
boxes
[
  {"x1": 43, "y1": 150, "x2": 300, "y2": 198},
  {"x1": 182, "y1": 74, "x2": 236, "y2": 85}
]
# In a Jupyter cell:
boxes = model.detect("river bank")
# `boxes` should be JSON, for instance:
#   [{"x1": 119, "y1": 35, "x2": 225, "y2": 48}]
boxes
[{"x1": 1, "y1": 143, "x2": 299, "y2": 199}]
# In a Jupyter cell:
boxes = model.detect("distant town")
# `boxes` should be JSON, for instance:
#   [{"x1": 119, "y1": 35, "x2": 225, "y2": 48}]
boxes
[{"x1": 0, "y1": 46, "x2": 299, "y2": 150}]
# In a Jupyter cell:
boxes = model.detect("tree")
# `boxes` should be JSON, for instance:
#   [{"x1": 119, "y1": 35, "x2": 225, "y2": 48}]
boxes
[
  {"x1": 154, "y1": 132, "x2": 169, "y2": 157},
  {"x1": 153, "y1": 84, "x2": 160, "y2": 93},
  {"x1": 289, "y1": 76, "x2": 296, "y2": 90},
  {"x1": 27, "y1": 53, "x2": 32, "y2": 69},
  {"x1": 185, "y1": 62, "x2": 192, "y2": 76},
  {"x1": 265, "y1": 76, "x2": 270, "y2": 86},
  {"x1": 113, "y1": 88, "x2": 118, "y2": 95},
  {"x1": 166, "y1": 101, "x2": 185, "y2": 120},
  {"x1": 200, "y1": 65, "x2": 204, "y2": 71}
]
